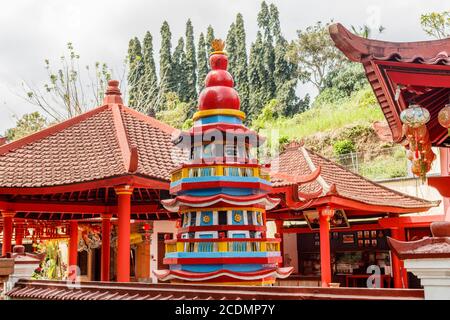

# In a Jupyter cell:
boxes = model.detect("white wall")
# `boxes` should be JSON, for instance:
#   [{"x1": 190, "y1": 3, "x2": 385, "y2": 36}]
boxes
[{"x1": 150, "y1": 220, "x2": 177, "y2": 283}]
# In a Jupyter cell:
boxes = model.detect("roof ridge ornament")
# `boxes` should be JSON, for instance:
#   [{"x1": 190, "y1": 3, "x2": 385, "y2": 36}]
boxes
[{"x1": 103, "y1": 80, "x2": 123, "y2": 105}]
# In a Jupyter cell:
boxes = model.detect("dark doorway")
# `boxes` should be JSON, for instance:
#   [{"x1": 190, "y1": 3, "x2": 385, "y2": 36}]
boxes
[{"x1": 157, "y1": 233, "x2": 173, "y2": 270}]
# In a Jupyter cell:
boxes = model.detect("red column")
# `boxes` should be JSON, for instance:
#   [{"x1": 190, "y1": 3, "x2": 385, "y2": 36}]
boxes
[
  {"x1": 275, "y1": 220, "x2": 284, "y2": 267},
  {"x1": 319, "y1": 210, "x2": 332, "y2": 288},
  {"x1": 101, "y1": 213, "x2": 112, "y2": 282},
  {"x1": 115, "y1": 185, "x2": 133, "y2": 282},
  {"x1": 439, "y1": 148, "x2": 450, "y2": 221},
  {"x1": 15, "y1": 222, "x2": 24, "y2": 246},
  {"x1": 391, "y1": 227, "x2": 408, "y2": 288},
  {"x1": 1, "y1": 212, "x2": 15, "y2": 256},
  {"x1": 69, "y1": 221, "x2": 78, "y2": 269}
]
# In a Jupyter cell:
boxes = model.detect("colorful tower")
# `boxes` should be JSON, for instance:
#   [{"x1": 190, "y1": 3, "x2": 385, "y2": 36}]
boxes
[{"x1": 154, "y1": 40, "x2": 293, "y2": 285}]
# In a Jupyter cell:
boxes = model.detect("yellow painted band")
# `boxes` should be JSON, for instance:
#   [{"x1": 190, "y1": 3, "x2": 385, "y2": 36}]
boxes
[{"x1": 192, "y1": 109, "x2": 246, "y2": 121}]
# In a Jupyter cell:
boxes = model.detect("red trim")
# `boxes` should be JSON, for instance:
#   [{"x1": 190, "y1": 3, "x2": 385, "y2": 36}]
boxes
[
  {"x1": 111, "y1": 104, "x2": 131, "y2": 172},
  {"x1": 0, "y1": 175, "x2": 169, "y2": 195},
  {"x1": 163, "y1": 256, "x2": 281, "y2": 265},
  {"x1": 170, "y1": 181, "x2": 272, "y2": 193}
]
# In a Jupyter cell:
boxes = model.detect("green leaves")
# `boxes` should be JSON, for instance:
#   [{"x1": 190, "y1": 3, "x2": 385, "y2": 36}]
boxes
[{"x1": 420, "y1": 11, "x2": 450, "y2": 39}]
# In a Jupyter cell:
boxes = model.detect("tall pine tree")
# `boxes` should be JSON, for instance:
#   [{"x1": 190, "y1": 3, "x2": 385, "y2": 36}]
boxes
[
  {"x1": 172, "y1": 37, "x2": 188, "y2": 101},
  {"x1": 184, "y1": 19, "x2": 197, "y2": 106},
  {"x1": 197, "y1": 32, "x2": 208, "y2": 92},
  {"x1": 127, "y1": 37, "x2": 144, "y2": 107},
  {"x1": 257, "y1": 1, "x2": 276, "y2": 101},
  {"x1": 142, "y1": 31, "x2": 158, "y2": 114},
  {"x1": 233, "y1": 13, "x2": 250, "y2": 117},
  {"x1": 226, "y1": 22, "x2": 237, "y2": 76},
  {"x1": 206, "y1": 25, "x2": 215, "y2": 53},
  {"x1": 248, "y1": 31, "x2": 266, "y2": 120},
  {"x1": 159, "y1": 21, "x2": 174, "y2": 95}
]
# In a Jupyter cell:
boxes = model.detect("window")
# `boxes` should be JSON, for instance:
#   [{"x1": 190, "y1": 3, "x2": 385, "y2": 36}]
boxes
[
  {"x1": 218, "y1": 211, "x2": 227, "y2": 225},
  {"x1": 190, "y1": 212, "x2": 197, "y2": 226},
  {"x1": 224, "y1": 144, "x2": 237, "y2": 157},
  {"x1": 247, "y1": 211, "x2": 253, "y2": 225}
]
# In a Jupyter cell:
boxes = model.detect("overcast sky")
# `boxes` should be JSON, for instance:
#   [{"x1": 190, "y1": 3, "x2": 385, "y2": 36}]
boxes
[{"x1": 0, "y1": 0, "x2": 448, "y2": 133}]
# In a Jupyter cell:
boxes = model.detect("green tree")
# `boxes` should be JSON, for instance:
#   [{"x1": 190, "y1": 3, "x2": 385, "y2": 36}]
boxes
[
  {"x1": 233, "y1": 13, "x2": 250, "y2": 116},
  {"x1": 287, "y1": 21, "x2": 346, "y2": 92},
  {"x1": 127, "y1": 37, "x2": 144, "y2": 107},
  {"x1": 206, "y1": 25, "x2": 215, "y2": 53},
  {"x1": 5, "y1": 112, "x2": 47, "y2": 141},
  {"x1": 172, "y1": 37, "x2": 188, "y2": 101},
  {"x1": 22, "y1": 43, "x2": 111, "y2": 122},
  {"x1": 156, "y1": 92, "x2": 190, "y2": 129},
  {"x1": 257, "y1": 1, "x2": 276, "y2": 100},
  {"x1": 160, "y1": 21, "x2": 175, "y2": 94},
  {"x1": 420, "y1": 11, "x2": 450, "y2": 39},
  {"x1": 248, "y1": 31, "x2": 266, "y2": 120},
  {"x1": 226, "y1": 22, "x2": 237, "y2": 75},
  {"x1": 143, "y1": 32, "x2": 157, "y2": 93},
  {"x1": 197, "y1": 32, "x2": 209, "y2": 92},
  {"x1": 184, "y1": 19, "x2": 197, "y2": 105}
]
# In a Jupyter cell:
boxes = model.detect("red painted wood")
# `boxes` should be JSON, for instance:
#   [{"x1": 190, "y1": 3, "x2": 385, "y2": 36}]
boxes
[
  {"x1": 1, "y1": 213, "x2": 13, "y2": 255},
  {"x1": 101, "y1": 214, "x2": 111, "y2": 282},
  {"x1": 178, "y1": 225, "x2": 266, "y2": 234},
  {"x1": 68, "y1": 221, "x2": 78, "y2": 275},
  {"x1": 116, "y1": 188, "x2": 132, "y2": 282},
  {"x1": 319, "y1": 212, "x2": 332, "y2": 288},
  {"x1": 391, "y1": 227, "x2": 408, "y2": 289}
]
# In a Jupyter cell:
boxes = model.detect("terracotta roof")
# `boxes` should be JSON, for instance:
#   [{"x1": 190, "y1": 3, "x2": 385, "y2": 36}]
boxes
[
  {"x1": 330, "y1": 23, "x2": 450, "y2": 146},
  {"x1": 271, "y1": 142, "x2": 439, "y2": 211},
  {"x1": 329, "y1": 23, "x2": 450, "y2": 65},
  {"x1": 0, "y1": 82, "x2": 184, "y2": 189},
  {"x1": 6, "y1": 279, "x2": 424, "y2": 300}
]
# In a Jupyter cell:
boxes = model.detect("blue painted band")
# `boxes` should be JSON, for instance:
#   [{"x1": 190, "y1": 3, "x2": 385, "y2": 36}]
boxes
[{"x1": 194, "y1": 115, "x2": 243, "y2": 125}]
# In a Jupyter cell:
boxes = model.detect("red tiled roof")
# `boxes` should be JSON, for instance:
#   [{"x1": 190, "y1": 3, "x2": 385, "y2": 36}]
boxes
[
  {"x1": 329, "y1": 23, "x2": 450, "y2": 146},
  {"x1": 6, "y1": 279, "x2": 424, "y2": 300},
  {"x1": 271, "y1": 142, "x2": 439, "y2": 210},
  {"x1": 0, "y1": 83, "x2": 184, "y2": 189}
]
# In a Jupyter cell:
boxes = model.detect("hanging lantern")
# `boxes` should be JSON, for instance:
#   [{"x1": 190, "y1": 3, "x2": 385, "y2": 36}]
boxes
[
  {"x1": 400, "y1": 104, "x2": 430, "y2": 128},
  {"x1": 438, "y1": 103, "x2": 450, "y2": 130},
  {"x1": 415, "y1": 125, "x2": 429, "y2": 143}
]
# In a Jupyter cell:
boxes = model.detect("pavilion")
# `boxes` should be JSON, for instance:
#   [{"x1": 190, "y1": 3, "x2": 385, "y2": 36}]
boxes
[
  {"x1": 0, "y1": 80, "x2": 184, "y2": 282},
  {"x1": 268, "y1": 141, "x2": 440, "y2": 288}
]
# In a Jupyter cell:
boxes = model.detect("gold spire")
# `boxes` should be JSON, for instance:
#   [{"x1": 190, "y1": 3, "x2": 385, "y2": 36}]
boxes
[{"x1": 211, "y1": 39, "x2": 226, "y2": 55}]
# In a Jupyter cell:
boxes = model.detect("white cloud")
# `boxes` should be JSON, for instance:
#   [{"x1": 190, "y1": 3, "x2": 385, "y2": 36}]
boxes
[{"x1": 0, "y1": 0, "x2": 448, "y2": 132}]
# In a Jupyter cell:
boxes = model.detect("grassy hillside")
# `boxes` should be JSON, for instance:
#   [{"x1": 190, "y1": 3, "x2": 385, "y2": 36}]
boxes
[{"x1": 253, "y1": 85, "x2": 408, "y2": 180}]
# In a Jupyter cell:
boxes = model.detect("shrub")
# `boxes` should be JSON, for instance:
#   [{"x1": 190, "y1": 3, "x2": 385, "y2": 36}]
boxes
[{"x1": 333, "y1": 139, "x2": 356, "y2": 156}]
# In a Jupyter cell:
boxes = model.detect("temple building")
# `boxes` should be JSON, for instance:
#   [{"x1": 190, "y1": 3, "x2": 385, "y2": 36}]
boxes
[
  {"x1": 0, "y1": 35, "x2": 446, "y2": 298},
  {"x1": 154, "y1": 40, "x2": 293, "y2": 285}
]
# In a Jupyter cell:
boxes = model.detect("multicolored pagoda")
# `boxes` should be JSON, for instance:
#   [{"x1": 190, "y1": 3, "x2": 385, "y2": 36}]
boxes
[{"x1": 154, "y1": 39, "x2": 293, "y2": 285}]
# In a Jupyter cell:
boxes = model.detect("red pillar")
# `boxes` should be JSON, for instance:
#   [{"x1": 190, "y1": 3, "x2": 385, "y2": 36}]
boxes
[
  {"x1": 319, "y1": 210, "x2": 332, "y2": 287},
  {"x1": 115, "y1": 185, "x2": 133, "y2": 282},
  {"x1": 275, "y1": 220, "x2": 284, "y2": 267},
  {"x1": 69, "y1": 221, "x2": 78, "y2": 270},
  {"x1": 15, "y1": 222, "x2": 24, "y2": 246},
  {"x1": 1, "y1": 212, "x2": 15, "y2": 256},
  {"x1": 391, "y1": 227, "x2": 408, "y2": 288},
  {"x1": 101, "y1": 213, "x2": 112, "y2": 282}
]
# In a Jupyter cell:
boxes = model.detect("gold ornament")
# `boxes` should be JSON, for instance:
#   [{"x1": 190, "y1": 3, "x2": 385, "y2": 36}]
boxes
[
  {"x1": 202, "y1": 215, "x2": 211, "y2": 224},
  {"x1": 211, "y1": 39, "x2": 225, "y2": 53},
  {"x1": 234, "y1": 213, "x2": 242, "y2": 223}
]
